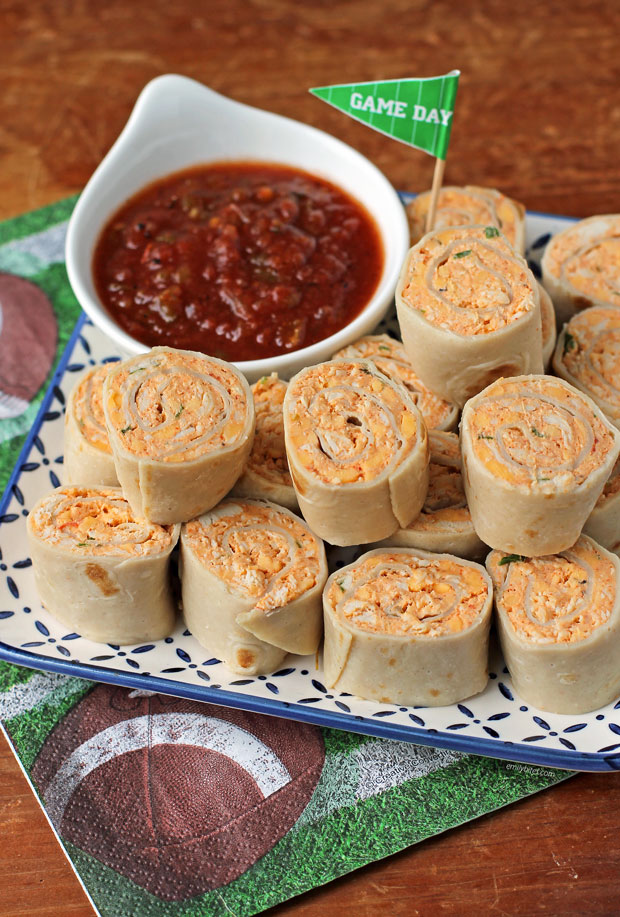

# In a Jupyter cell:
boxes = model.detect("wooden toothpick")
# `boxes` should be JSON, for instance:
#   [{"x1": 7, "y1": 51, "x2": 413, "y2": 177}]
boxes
[{"x1": 425, "y1": 157, "x2": 446, "y2": 234}]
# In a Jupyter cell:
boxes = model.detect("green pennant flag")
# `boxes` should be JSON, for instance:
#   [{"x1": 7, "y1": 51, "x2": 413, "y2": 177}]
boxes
[{"x1": 310, "y1": 71, "x2": 460, "y2": 160}]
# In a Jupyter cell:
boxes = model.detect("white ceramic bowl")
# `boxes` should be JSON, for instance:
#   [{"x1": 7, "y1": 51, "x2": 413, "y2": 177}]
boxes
[{"x1": 65, "y1": 74, "x2": 410, "y2": 381}]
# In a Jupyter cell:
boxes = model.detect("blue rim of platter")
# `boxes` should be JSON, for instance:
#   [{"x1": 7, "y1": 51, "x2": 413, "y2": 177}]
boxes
[{"x1": 2, "y1": 208, "x2": 619, "y2": 774}]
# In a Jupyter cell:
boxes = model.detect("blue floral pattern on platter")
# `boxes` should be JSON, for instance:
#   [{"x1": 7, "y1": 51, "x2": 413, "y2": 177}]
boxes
[{"x1": 1, "y1": 210, "x2": 619, "y2": 773}]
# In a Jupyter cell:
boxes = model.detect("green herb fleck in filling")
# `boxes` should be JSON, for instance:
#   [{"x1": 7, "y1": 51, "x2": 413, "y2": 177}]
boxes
[
  {"x1": 563, "y1": 332, "x2": 576, "y2": 356},
  {"x1": 498, "y1": 554, "x2": 527, "y2": 566}
]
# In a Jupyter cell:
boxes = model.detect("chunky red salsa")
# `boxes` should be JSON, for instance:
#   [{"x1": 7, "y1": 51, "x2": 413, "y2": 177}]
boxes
[{"x1": 93, "y1": 162, "x2": 384, "y2": 361}]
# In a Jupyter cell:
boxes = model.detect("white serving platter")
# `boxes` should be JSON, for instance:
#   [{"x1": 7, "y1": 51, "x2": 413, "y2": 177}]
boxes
[{"x1": 2, "y1": 208, "x2": 620, "y2": 772}]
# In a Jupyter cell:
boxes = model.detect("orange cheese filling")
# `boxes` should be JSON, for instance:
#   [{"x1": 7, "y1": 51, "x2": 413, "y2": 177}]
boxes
[
  {"x1": 30, "y1": 486, "x2": 173, "y2": 555},
  {"x1": 400, "y1": 226, "x2": 537, "y2": 335},
  {"x1": 286, "y1": 360, "x2": 421, "y2": 485},
  {"x1": 405, "y1": 432, "x2": 470, "y2": 532},
  {"x1": 333, "y1": 335, "x2": 457, "y2": 430},
  {"x1": 406, "y1": 186, "x2": 524, "y2": 250},
  {"x1": 71, "y1": 365, "x2": 113, "y2": 453},
  {"x1": 105, "y1": 349, "x2": 250, "y2": 463},
  {"x1": 469, "y1": 376, "x2": 616, "y2": 488},
  {"x1": 596, "y1": 456, "x2": 620, "y2": 506},
  {"x1": 328, "y1": 551, "x2": 487, "y2": 637},
  {"x1": 184, "y1": 500, "x2": 320, "y2": 612},
  {"x1": 246, "y1": 373, "x2": 292, "y2": 486},
  {"x1": 559, "y1": 306, "x2": 620, "y2": 408},
  {"x1": 545, "y1": 218, "x2": 620, "y2": 304},
  {"x1": 488, "y1": 538, "x2": 615, "y2": 644}
]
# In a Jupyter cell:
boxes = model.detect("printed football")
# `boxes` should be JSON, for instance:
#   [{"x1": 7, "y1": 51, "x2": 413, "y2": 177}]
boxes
[
  {"x1": 0, "y1": 273, "x2": 56, "y2": 417},
  {"x1": 31, "y1": 685, "x2": 325, "y2": 900}
]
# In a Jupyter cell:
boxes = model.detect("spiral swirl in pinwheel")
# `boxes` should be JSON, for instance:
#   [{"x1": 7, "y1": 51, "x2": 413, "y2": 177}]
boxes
[
  {"x1": 487, "y1": 537, "x2": 620, "y2": 713},
  {"x1": 553, "y1": 305, "x2": 620, "y2": 430},
  {"x1": 27, "y1": 486, "x2": 179, "y2": 644},
  {"x1": 396, "y1": 226, "x2": 543, "y2": 406},
  {"x1": 231, "y1": 373, "x2": 297, "y2": 511},
  {"x1": 376, "y1": 431, "x2": 486, "y2": 560},
  {"x1": 283, "y1": 359, "x2": 429, "y2": 546},
  {"x1": 541, "y1": 215, "x2": 620, "y2": 325},
  {"x1": 103, "y1": 347, "x2": 254, "y2": 524},
  {"x1": 323, "y1": 548, "x2": 492, "y2": 706},
  {"x1": 332, "y1": 334, "x2": 459, "y2": 432},
  {"x1": 180, "y1": 499, "x2": 328, "y2": 675},
  {"x1": 406, "y1": 185, "x2": 526, "y2": 253},
  {"x1": 461, "y1": 375, "x2": 620, "y2": 556},
  {"x1": 64, "y1": 365, "x2": 118, "y2": 486}
]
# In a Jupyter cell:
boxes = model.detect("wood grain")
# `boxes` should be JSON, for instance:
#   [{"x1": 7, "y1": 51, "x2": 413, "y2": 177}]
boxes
[{"x1": 2, "y1": 0, "x2": 620, "y2": 914}]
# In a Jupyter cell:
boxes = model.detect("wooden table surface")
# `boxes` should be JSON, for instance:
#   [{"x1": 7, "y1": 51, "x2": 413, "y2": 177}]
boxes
[{"x1": 2, "y1": 1, "x2": 620, "y2": 914}]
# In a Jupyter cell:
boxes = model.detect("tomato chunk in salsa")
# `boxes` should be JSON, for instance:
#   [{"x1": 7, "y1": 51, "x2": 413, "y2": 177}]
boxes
[{"x1": 93, "y1": 162, "x2": 384, "y2": 361}]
